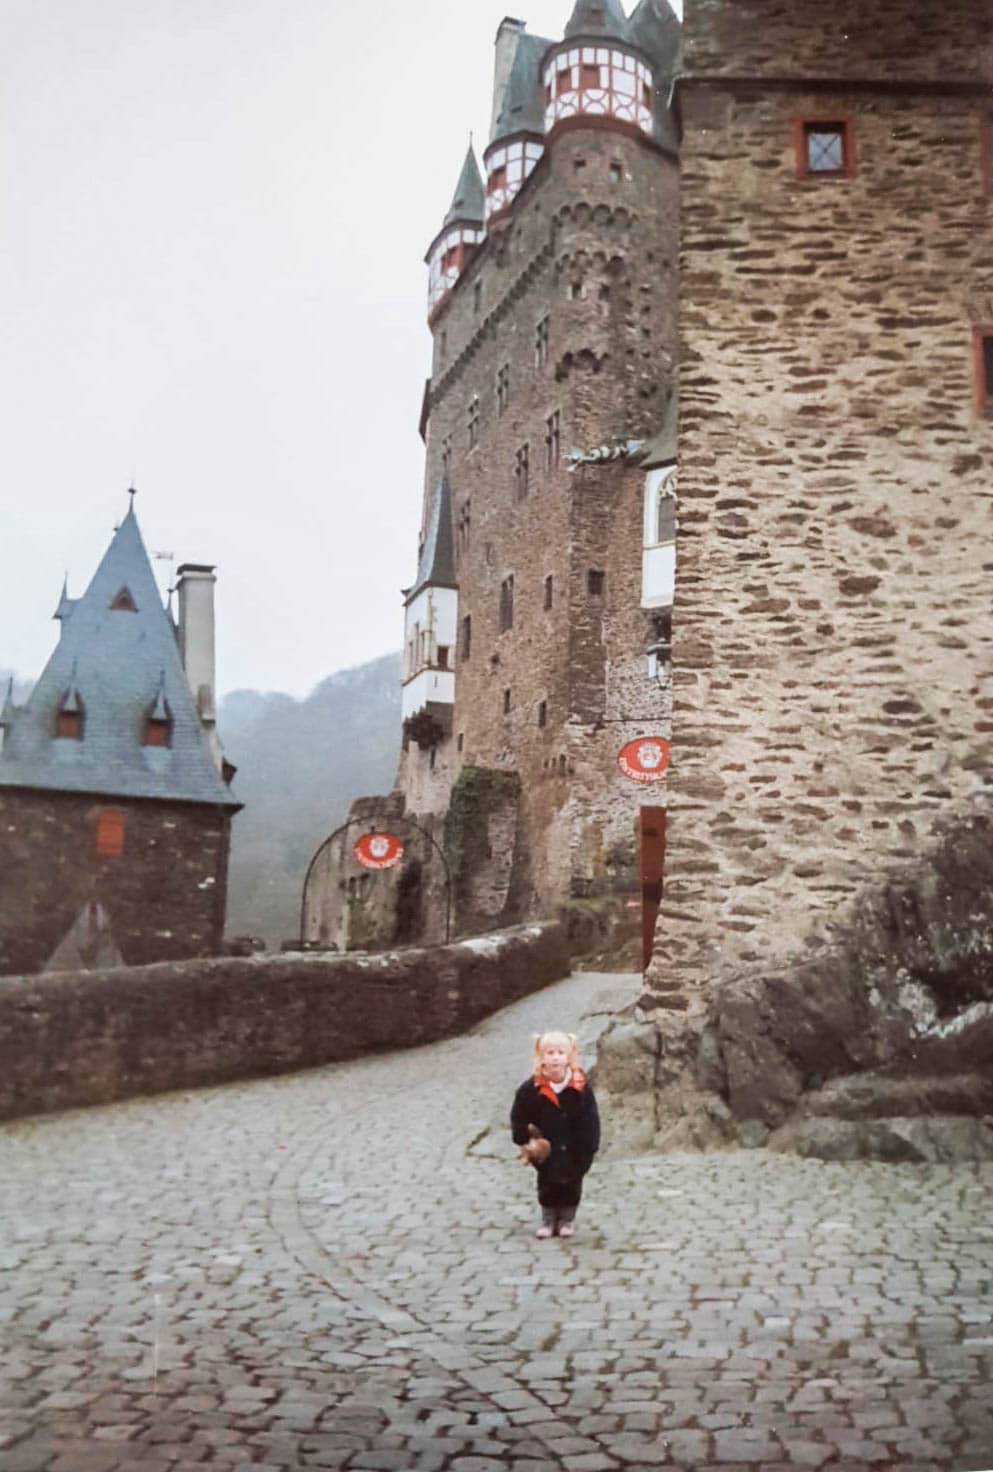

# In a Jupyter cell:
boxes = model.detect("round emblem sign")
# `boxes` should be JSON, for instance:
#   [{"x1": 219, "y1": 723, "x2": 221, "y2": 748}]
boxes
[
  {"x1": 353, "y1": 832, "x2": 405, "y2": 870},
  {"x1": 617, "y1": 736, "x2": 670, "y2": 784}
]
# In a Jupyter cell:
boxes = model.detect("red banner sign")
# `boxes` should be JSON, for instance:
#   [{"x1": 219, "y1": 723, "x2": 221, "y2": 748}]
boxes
[
  {"x1": 617, "y1": 737, "x2": 670, "y2": 784},
  {"x1": 354, "y1": 832, "x2": 405, "y2": 870}
]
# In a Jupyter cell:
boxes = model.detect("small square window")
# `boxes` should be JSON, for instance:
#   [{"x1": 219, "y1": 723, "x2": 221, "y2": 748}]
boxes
[
  {"x1": 437, "y1": 645, "x2": 450, "y2": 670},
  {"x1": 588, "y1": 569, "x2": 606, "y2": 597},
  {"x1": 574, "y1": 155, "x2": 588, "y2": 174},
  {"x1": 569, "y1": 281, "x2": 584, "y2": 301},
  {"x1": 796, "y1": 118, "x2": 855, "y2": 178},
  {"x1": 609, "y1": 161, "x2": 623, "y2": 184}
]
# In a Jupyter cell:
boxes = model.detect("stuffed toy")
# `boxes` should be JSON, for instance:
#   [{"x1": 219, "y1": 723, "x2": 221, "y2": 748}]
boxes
[{"x1": 519, "y1": 1123, "x2": 551, "y2": 1168}]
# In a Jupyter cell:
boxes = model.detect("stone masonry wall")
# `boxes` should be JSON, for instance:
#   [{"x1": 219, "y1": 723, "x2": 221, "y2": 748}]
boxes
[
  {"x1": 0, "y1": 789, "x2": 231, "y2": 975},
  {"x1": 652, "y1": 0, "x2": 993, "y2": 1002},
  {"x1": 0, "y1": 922, "x2": 570, "y2": 1121},
  {"x1": 419, "y1": 121, "x2": 679, "y2": 917}
]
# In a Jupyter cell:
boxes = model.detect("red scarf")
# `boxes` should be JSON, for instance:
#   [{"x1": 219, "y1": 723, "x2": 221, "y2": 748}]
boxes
[{"x1": 534, "y1": 1065, "x2": 587, "y2": 1108}]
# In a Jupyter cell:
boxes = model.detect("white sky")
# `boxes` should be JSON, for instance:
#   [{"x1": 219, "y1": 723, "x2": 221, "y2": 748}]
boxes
[{"x1": 1, "y1": 0, "x2": 680, "y2": 697}]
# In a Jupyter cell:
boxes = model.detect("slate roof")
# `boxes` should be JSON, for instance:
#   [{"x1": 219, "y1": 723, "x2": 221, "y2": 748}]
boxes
[
  {"x1": 490, "y1": 31, "x2": 554, "y2": 143},
  {"x1": 443, "y1": 146, "x2": 485, "y2": 229},
  {"x1": 564, "y1": 0, "x2": 630, "y2": 41},
  {"x1": 0, "y1": 501, "x2": 239, "y2": 808},
  {"x1": 627, "y1": 0, "x2": 682, "y2": 82},
  {"x1": 404, "y1": 475, "x2": 457, "y2": 604}
]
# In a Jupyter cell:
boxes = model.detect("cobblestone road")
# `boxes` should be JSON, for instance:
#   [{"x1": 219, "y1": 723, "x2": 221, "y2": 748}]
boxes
[{"x1": 3, "y1": 970, "x2": 993, "y2": 1472}]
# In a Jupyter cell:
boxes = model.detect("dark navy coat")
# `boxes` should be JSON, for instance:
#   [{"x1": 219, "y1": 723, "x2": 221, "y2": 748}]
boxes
[{"x1": 511, "y1": 1070, "x2": 601, "y2": 1184}]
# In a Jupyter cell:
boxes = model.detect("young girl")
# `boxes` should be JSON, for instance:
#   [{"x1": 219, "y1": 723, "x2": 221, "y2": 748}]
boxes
[{"x1": 511, "y1": 1031, "x2": 601, "y2": 1239}]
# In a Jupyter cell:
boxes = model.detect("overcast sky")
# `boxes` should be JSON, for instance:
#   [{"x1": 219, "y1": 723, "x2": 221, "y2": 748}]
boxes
[{"x1": 2, "y1": 0, "x2": 680, "y2": 698}]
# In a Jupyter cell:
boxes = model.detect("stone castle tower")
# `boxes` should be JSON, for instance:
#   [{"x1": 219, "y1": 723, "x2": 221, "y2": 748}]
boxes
[
  {"x1": 303, "y1": 0, "x2": 682, "y2": 953},
  {"x1": 649, "y1": 0, "x2": 993, "y2": 1011},
  {"x1": 0, "y1": 497, "x2": 241, "y2": 974}
]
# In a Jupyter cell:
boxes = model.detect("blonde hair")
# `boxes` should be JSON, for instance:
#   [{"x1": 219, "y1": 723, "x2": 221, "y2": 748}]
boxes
[{"x1": 532, "y1": 1031, "x2": 580, "y2": 1075}]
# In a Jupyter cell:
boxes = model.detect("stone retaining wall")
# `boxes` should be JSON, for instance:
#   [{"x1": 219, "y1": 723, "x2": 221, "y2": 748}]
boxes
[{"x1": 0, "y1": 923, "x2": 569, "y2": 1122}]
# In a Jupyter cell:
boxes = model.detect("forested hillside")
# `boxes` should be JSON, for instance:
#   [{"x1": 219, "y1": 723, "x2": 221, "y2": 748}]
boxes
[{"x1": 220, "y1": 652, "x2": 402, "y2": 943}]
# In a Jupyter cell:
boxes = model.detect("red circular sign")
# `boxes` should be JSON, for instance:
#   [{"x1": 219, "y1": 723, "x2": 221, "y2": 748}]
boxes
[
  {"x1": 353, "y1": 832, "x2": 405, "y2": 870},
  {"x1": 617, "y1": 737, "x2": 670, "y2": 784}
]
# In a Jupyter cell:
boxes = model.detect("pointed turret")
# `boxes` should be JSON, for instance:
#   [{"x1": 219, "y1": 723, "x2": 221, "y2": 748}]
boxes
[
  {"x1": 444, "y1": 147, "x2": 485, "y2": 230},
  {"x1": 425, "y1": 146, "x2": 486, "y2": 319},
  {"x1": 401, "y1": 474, "x2": 458, "y2": 734},
  {"x1": 564, "y1": 0, "x2": 629, "y2": 40},
  {"x1": 484, "y1": 27, "x2": 551, "y2": 223},
  {"x1": 544, "y1": 0, "x2": 655, "y2": 142}
]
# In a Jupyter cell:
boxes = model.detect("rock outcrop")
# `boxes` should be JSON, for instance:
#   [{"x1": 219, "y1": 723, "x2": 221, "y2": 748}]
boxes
[{"x1": 595, "y1": 810, "x2": 993, "y2": 1162}]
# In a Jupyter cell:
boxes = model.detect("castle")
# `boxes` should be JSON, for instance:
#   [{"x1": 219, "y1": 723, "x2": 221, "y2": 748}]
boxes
[
  {"x1": 303, "y1": 0, "x2": 683, "y2": 955},
  {"x1": 0, "y1": 497, "x2": 240, "y2": 974}
]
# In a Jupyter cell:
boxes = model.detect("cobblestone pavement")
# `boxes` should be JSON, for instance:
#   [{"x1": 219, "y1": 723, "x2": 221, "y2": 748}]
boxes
[{"x1": 3, "y1": 970, "x2": 993, "y2": 1472}]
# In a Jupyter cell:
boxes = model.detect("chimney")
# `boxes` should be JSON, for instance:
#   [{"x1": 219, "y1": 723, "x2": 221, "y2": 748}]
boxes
[
  {"x1": 176, "y1": 562, "x2": 221, "y2": 766},
  {"x1": 491, "y1": 17, "x2": 526, "y2": 137}
]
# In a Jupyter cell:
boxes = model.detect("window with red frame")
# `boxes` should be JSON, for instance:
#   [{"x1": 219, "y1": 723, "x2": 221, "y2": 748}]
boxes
[
  {"x1": 488, "y1": 164, "x2": 507, "y2": 192},
  {"x1": 976, "y1": 328, "x2": 993, "y2": 412},
  {"x1": 95, "y1": 808, "x2": 124, "y2": 858},
  {"x1": 795, "y1": 118, "x2": 855, "y2": 178},
  {"x1": 581, "y1": 63, "x2": 600, "y2": 89}
]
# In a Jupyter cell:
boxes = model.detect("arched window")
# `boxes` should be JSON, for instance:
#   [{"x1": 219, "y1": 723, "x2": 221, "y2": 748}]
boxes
[{"x1": 95, "y1": 808, "x2": 124, "y2": 858}]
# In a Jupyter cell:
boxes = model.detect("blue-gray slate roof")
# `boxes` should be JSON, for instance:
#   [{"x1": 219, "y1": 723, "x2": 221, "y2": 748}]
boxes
[
  {"x1": 628, "y1": 0, "x2": 682, "y2": 83},
  {"x1": 404, "y1": 474, "x2": 457, "y2": 605},
  {"x1": 0, "y1": 502, "x2": 239, "y2": 808},
  {"x1": 564, "y1": 0, "x2": 630, "y2": 41},
  {"x1": 490, "y1": 31, "x2": 554, "y2": 143},
  {"x1": 443, "y1": 146, "x2": 486, "y2": 229}
]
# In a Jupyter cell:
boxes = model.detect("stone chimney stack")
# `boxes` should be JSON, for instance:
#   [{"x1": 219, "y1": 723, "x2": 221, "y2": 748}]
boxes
[
  {"x1": 491, "y1": 17, "x2": 526, "y2": 136},
  {"x1": 176, "y1": 562, "x2": 221, "y2": 767}
]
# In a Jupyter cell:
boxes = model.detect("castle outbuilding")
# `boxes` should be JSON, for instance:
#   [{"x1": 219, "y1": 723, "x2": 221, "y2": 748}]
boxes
[
  {"x1": 0, "y1": 496, "x2": 241, "y2": 974},
  {"x1": 304, "y1": 0, "x2": 682, "y2": 954}
]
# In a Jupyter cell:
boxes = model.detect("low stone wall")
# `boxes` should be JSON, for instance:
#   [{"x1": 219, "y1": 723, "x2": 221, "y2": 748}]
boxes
[{"x1": 0, "y1": 923, "x2": 570, "y2": 1122}]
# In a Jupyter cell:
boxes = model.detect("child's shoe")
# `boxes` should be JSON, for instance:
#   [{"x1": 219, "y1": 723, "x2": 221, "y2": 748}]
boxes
[
  {"x1": 558, "y1": 1222, "x2": 575, "y2": 1238},
  {"x1": 536, "y1": 1222, "x2": 555, "y2": 1239}
]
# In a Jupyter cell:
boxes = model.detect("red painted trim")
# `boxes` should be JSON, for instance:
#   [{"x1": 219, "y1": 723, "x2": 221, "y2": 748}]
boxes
[
  {"x1": 981, "y1": 116, "x2": 993, "y2": 196},
  {"x1": 973, "y1": 325, "x2": 993, "y2": 414},
  {"x1": 794, "y1": 114, "x2": 857, "y2": 180},
  {"x1": 545, "y1": 113, "x2": 668, "y2": 155}
]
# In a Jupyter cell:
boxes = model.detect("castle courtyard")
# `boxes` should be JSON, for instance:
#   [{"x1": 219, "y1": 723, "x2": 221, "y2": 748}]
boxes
[{"x1": 2, "y1": 970, "x2": 992, "y2": 1472}]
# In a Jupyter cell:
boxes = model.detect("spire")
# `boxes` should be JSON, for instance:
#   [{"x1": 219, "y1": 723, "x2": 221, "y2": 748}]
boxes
[
  {"x1": 443, "y1": 145, "x2": 485, "y2": 229},
  {"x1": 53, "y1": 574, "x2": 76, "y2": 623},
  {"x1": 564, "y1": 0, "x2": 629, "y2": 39}
]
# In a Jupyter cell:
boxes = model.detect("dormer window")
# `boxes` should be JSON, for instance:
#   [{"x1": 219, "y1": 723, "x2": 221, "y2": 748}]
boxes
[
  {"x1": 143, "y1": 681, "x2": 172, "y2": 748},
  {"x1": 55, "y1": 687, "x2": 84, "y2": 740},
  {"x1": 111, "y1": 587, "x2": 137, "y2": 612}
]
